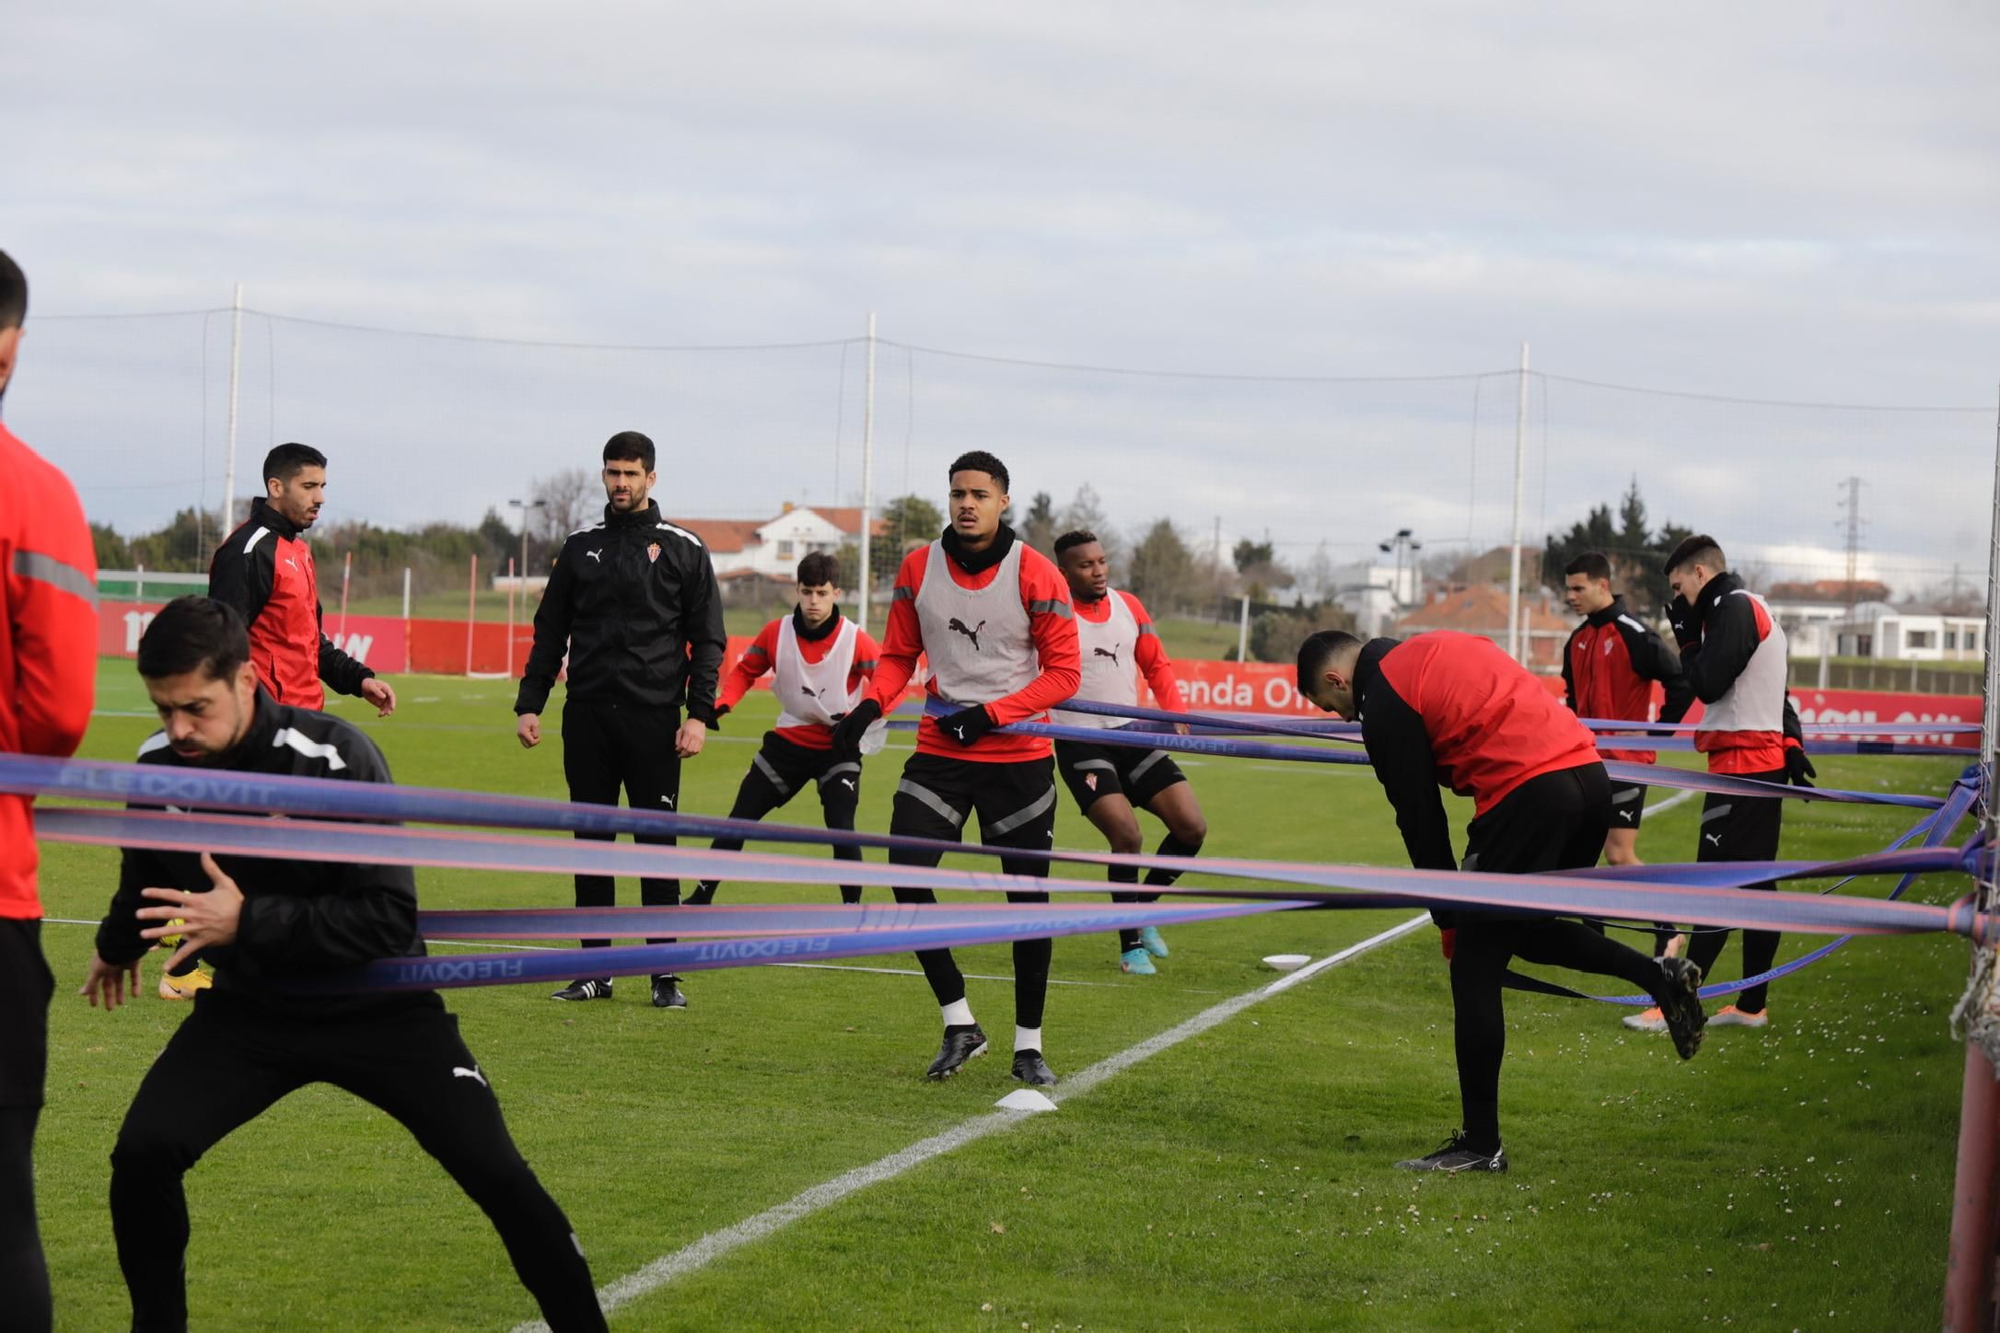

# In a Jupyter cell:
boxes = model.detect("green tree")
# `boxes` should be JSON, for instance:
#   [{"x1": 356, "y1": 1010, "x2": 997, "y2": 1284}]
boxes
[
  {"x1": 1127, "y1": 519, "x2": 1199, "y2": 614},
  {"x1": 1540, "y1": 481, "x2": 1691, "y2": 617},
  {"x1": 1020, "y1": 491, "x2": 1059, "y2": 556},
  {"x1": 92, "y1": 522, "x2": 132, "y2": 571},
  {"x1": 1247, "y1": 602, "x2": 1357, "y2": 664},
  {"x1": 1233, "y1": 538, "x2": 1275, "y2": 573}
]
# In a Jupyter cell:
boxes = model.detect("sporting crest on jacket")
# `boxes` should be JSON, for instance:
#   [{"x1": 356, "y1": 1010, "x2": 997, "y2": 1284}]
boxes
[
  {"x1": 947, "y1": 617, "x2": 985, "y2": 651},
  {"x1": 647, "y1": 542, "x2": 661, "y2": 564}
]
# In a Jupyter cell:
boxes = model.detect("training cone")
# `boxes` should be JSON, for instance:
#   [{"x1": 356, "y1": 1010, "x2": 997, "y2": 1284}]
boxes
[{"x1": 994, "y1": 1089, "x2": 1058, "y2": 1113}]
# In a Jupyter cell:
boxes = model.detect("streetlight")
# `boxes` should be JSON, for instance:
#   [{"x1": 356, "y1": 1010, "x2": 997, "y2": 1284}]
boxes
[
  {"x1": 1377, "y1": 528, "x2": 1422, "y2": 608},
  {"x1": 508, "y1": 499, "x2": 548, "y2": 588}
]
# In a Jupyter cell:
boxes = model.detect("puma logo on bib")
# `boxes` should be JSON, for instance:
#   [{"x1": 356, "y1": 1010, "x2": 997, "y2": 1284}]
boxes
[{"x1": 947, "y1": 617, "x2": 986, "y2": 651}]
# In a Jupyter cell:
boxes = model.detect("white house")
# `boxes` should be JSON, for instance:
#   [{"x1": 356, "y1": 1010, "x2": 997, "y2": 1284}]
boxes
[
  {"x1": 1326, "y1": 560, "x2": 1420, "y2": 638},
  {"x1": 671, "y1": 505, "x2": 889, "y2": 583},
  {"x1": 1765, "y1": 580, "x2": 1891, "y2": 660},
  {"x1": 1828, "y1": 601, "x2": 1983, "y2": 661}
]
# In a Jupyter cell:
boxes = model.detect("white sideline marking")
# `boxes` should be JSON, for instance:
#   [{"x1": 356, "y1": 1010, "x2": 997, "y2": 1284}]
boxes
[
  {"x1": 1646, "y1": 789, "x2": 1697, "y2": 818},
  {"x1": 513, "y1": 912, "x2": 1431, "y2": 1330}
]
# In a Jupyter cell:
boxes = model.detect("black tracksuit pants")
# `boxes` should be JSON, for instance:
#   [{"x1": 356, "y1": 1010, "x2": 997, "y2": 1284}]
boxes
[
  {"x1": 107, "y1": 991, "x2": 605, "y2": 1333},
  {"x1": 562, "y1": 697, "x2": 682, "y2": 953},
  {"x1": 1449, "y1": 764, "x2": 1674, "y2": 1153},
  {"x1": 695, "y1": 732, "x2": 864, "y2": 905},
  {"x1": 0, "y1": 919, "x2": 52, "y2": 1333},
  {"x1": 887, "y1": 752, "x2": 1057, "y2": 1030},
  {"x1": 1686, "y1": 768, "x2": 1786, "y2": 1014}
]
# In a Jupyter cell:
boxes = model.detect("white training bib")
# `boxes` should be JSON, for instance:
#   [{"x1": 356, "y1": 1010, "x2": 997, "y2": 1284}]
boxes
[
  {"x1": 1695, "y1": 589, "x2": 1790, "y2": 736},
  {"x1": 774, "y1": 615, "x2": 884, "y2": 755},
  {"x1": 1053, "y1": 588, "x2": 1141, "y2": 729},
  {"x1": 914, "y1": 539, "x2": 1037, "y2": 706}
]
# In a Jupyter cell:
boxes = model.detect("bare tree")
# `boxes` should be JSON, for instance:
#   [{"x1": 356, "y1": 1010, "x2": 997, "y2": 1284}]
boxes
[
  {"x1": 531, "y1": 468, "x2": 600, "y2": 543},
  {"x1": 1058, "y1": 484, "x2": 1122, "y2": 575}
]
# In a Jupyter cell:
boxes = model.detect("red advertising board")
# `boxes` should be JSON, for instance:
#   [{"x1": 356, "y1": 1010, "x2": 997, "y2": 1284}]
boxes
[
  {"x1": 96, "y1": 603, "x2": 1980, "y2": 743},
  {"x1": 99, "y1": 603, "x2": 407, "y2": 674}
]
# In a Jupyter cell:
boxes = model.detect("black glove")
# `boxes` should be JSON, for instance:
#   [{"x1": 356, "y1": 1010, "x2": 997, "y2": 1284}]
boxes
[
  {"x1": 829, "y1": 698, "x2": 882, "y2": 758},
  {"x1": 711, "y1": 703, "x2": 730, "y2": 730},
  {"x1": 937, "y1": 703, "x2": 996, "y2": 746},
  {"x1": 1784, "y1": 740, "x2": 1816, "y2": 787},
  {"x1": 1666, "y1": 596, "x2": 1701, "y2": 653}
]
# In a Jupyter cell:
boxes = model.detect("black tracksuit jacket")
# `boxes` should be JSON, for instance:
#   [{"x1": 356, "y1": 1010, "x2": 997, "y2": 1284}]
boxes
[
  {"x1": 513, "y1": 500, "x2": 727, "y2": 723},
  {"x1": 95, "y1": 690, "x2": 427, "y2": 1018}
]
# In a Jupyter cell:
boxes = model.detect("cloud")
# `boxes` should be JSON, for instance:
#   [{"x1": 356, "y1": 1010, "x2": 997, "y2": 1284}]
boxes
[{"x1": 3, "y1": 0, "x2": 1996, "y2": 591}]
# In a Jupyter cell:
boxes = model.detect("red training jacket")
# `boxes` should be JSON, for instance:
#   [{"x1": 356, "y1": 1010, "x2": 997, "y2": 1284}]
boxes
[
  {"x1": 1, "y1": 423, "x2": 99, "y2": 918},
  {"x1": 208, "y1": 497, "x2": 375, "y2": 711}
]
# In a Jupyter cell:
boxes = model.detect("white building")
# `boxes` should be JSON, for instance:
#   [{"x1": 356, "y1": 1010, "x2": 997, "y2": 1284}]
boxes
[
  {"x1": 1326, "y1": 560, "x2": 1420, "y2": 638},
  {"x1": 1829, "y1": 602, "x2": 1983, "y2": 661},
  {"x1": 672, "y1": 505, "x2": 889, "y2": 584}
]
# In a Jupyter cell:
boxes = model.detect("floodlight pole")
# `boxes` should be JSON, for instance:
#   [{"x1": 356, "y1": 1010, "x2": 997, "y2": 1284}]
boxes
[
  {"x1": 221, "y1": 283, "x2": 244, "y2": 534},
  {"x1": 1943, "y1": 386, "x2": 2000, "y2": 1332},
  {"x1": 858, "y1": 311, "x2": 877, "y2": 635},
  {"x1": 1507, "y1": 342, "x2": 1529, "y2": 661}
]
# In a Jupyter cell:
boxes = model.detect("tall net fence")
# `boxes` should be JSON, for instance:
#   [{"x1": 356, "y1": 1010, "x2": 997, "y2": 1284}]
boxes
[{"x1": 15, "y1": 307, "x2": 1994, "y2": 636}]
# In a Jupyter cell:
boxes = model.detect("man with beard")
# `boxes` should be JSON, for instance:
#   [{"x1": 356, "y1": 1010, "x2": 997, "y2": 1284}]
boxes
[
  {"x1": 515, "y1": 431, "x2": 727, "y2": 1009},
  {"x1": 81, "y1": 597, "x2": 605, "y2": 1332}
]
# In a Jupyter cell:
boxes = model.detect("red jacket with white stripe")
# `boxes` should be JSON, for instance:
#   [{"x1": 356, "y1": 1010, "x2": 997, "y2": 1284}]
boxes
[
  {"x1": 1561, "y1": 595, "x2": 1693, "y2": 764},
  {"x1": 208, "y1": 498, "x2": 374, "y2": 711},
  {"x1": 0, "y1": 423, "x2": 99, "y2": 918}
]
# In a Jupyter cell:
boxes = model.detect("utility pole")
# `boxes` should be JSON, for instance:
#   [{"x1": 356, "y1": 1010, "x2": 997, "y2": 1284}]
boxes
[
  {"x1": 1838, "y1": 475, "x2": 1866, "y2": 610},
  {"x1": 1506, "y1": 342, "x2": 1529, "y2": 661},
  {"x1": 858, "y1": 311, "x2": 877, "y2": 634},
  {"x1": 221, "y1": 283, "x2": 244, "y2": 535}
]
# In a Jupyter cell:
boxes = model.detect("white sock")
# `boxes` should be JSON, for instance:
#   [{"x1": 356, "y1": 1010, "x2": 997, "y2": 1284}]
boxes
[
  {"x1": 1015, "y1": 1025, "x2": 1042, "y2": 1054},
  {"x1": 941, "y1": 999, "x2": 975, "y2": 1027}
]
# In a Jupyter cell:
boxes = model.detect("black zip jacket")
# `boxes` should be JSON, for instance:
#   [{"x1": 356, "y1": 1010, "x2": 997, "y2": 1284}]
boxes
[
  {"x1": 95, "y1": 689, "x2": 428, "y2": 1018},
  {"x1": 514, "y1": 500, "x2": 727, "y2": 721}
]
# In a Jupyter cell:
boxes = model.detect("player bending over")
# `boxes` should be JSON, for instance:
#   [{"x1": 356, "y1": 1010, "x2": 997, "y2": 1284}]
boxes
[{"x1": 1298, "y1": 628, "x2": 1705, "y2": 1173}]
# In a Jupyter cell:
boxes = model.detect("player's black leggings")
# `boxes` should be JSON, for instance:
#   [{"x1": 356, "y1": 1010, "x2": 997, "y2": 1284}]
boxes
[
  {"x1": 887, "y1": 753, "x2": 1057, "y2": 1030},
  {"x1": 108, "y1": 991, "x2": 605, "y2": 1333},
  {"x1": 696, "y1": 733, "x2": 864, "y2": 905},
  {"x1": 1685, "y1": 773, "x2": 1786, "y2": 1014},
  {"x1": 1449, "y1": 764, "x2": 1675, "y2": 1153},
  {"x1": 0, "y1": 918, "x2": 52, "y2": 1333},
  {"x1": 562, "y1": 697, "x2": 683, "y2": 953},
  {"x1": 0, "y1": 1107, "x2": 50, "y2": 1333}
]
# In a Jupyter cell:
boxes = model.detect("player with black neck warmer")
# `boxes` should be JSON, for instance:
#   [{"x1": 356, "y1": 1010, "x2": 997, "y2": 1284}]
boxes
[
  {"x1": 690, "y1": 552, "x2": 888, "y2": 907},
  {"x1": 1048, "y1": 529, "x2": 1206, "y2": 975},
  {"x1": 831, "y1": 451, "x2": 1080, "y2": 1086}
]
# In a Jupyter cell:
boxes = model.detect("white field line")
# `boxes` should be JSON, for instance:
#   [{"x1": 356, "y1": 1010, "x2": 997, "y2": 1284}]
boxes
[{"x1": 513, "y1": 911, "x2": 1431, "y2": 1331}]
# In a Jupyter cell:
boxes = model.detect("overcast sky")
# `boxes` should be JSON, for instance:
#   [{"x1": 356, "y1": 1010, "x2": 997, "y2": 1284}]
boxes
[{"x1": 5, "y1": 0, "x2": 1997, "y2": 593}]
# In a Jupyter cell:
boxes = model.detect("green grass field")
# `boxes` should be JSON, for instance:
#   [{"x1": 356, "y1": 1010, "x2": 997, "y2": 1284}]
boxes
[{"x1": 33, "y1": 660, "x2": 1977, "y2": 1330}]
